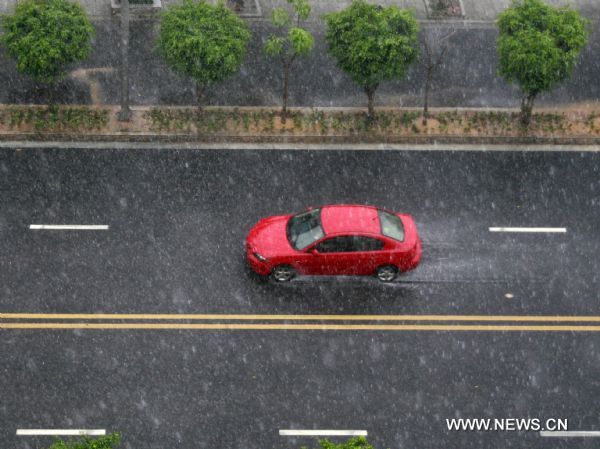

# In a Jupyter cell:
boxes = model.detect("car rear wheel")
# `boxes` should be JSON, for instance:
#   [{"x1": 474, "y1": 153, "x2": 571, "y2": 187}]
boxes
[
  {"x1": 271, "y1": 265, "x2": 295, "y2": 282},
  {"x1": 376, "y1": 265, "x2": 398, "y2": 282}
]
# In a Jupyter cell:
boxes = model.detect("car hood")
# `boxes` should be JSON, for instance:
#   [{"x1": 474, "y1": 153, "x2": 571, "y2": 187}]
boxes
[{"x1": 246, "y1": 215, "x2": 294, "y2": 257}]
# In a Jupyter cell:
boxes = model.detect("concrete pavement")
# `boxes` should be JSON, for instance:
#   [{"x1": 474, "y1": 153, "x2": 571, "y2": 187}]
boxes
[
  {"x1": 1, "y1": 20, "x2": 599, "y2": 110},
  {"x1": 0, "y1": 0, "x2": 598, "y2": 111},
  {"x1": 460, "y1": 0, "x2": 600, "y2": 21},
  {"x1": 263, "y1": 0, "x2": 599, "y2": 22},
  {"x1": 1, "y1": 0, "x2": 599, "y2": 21}
]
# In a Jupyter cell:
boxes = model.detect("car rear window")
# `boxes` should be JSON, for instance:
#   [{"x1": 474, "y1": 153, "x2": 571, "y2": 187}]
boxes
[{"x1": 378, "y1": 210, "x2": 405, "y2": 241}]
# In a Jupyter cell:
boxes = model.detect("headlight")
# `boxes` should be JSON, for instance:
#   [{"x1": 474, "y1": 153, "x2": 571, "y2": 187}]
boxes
[{"x1": 253, "y1": 252, "x2": 267, "y2": 262}]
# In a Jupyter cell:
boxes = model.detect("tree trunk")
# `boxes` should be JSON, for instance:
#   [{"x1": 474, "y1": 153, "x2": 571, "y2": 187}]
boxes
[
  {"x1": 281, "y1": 64, "x2": 289, "y2": 124},
  {"x1": 365, "y1": 85, "x2": 377, "y2": 119},
  {"x1": 422, "y1": 67, "x2": 432, "y2": 126},
  {"x1": 45, "y1": 84, "x2": 56, "y2": 106},
  {"x1": 196, "y1": 83, "x2": 205, "y2": 110},
  {"x1": 118, "y1": 0, "x2": 131, "y2": 121},
  {"x1": 520, "y1": 92, "x2": 536, "y2": 127}
]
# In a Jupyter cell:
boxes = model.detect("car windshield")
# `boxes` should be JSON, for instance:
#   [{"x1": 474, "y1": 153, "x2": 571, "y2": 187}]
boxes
[
  {"x1": 379, "y1": 210, "x2": 405, "y2": 241},
  {"x1": 287, "y1": 209, "x2": 325, "y2": 250}
]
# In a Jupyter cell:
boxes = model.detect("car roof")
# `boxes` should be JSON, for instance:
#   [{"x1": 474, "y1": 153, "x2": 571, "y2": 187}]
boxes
[{"x1": 320, "y1": 205, "x2": 381, "y2": 235}]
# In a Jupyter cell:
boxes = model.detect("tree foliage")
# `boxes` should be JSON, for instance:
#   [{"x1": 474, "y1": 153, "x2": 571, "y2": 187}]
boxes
[
  {"x1": 157, "y1": 0, "x2": 251, "y2": 106},
  {"x1": 324, "y1": 0, "x2": 419, "y2": 116},
  {"x1": 263, "y1": 0, "x2": 314, "y2": 120},
  {"x1": 263, "y1": 2, "x2": 313, "y2": 60},
  {"x1": 0, "y1": 0, "x2": 94, "y2": 84},
  {"x1": 48, "y1": 433, "x2": 121, "y2": 449},
  {"x1": 310, "y1": 437, "x2": 376, "y2": 449},
  {"x1": 497, "y1": 0, "x2": 588, "y2": 124},
  {"x1": 419, "y1": 28, "x2": 456, "y2": 124}
]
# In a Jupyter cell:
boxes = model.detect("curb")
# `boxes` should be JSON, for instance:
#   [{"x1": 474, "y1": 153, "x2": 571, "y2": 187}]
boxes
[{"x1": 2, "y1": 133, "x2": 600, "y2": 146}]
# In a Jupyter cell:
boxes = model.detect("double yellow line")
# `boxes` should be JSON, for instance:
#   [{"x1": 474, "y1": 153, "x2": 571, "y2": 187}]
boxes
[{"x1": 2, "y1": 313, "x2": 600, "y2": 332}]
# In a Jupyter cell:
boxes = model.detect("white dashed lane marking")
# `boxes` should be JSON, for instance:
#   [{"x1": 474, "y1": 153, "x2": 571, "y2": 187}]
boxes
[
  {"x1": 29, "y1": 224, "x2": 109, "y2": 230},
  {"x1": 540, "y1": 431, "x2": 600, "y2": 438},
  {"x1": 279, "y1": 430, "x2": 368, "y2": 436},
  {"x1": 489, "y1": 227, "x2": 566, "y2": 233},
  {"x1": 17, "y1": 429, "x2": 106, "y2": 436}
]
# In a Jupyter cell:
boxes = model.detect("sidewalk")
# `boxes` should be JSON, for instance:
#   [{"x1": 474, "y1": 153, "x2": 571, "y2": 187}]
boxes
[
  {"x1": 0, "y1": 0, "x2": 598, "y2": 111},
  {"x1": 460, "y1": 0, "x2": 599, "y2": 21},
  {"x1": 1, "y1": 0, "x2": 599, "y2": 21},
  {"x1": 259, "y1": 0, "x2": 600, "y2": 22}
]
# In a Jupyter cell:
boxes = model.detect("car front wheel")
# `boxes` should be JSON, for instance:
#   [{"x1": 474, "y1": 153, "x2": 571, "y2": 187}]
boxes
[
  {"x1": 271, "y1": 265, "x2": 296, "y2": 282},
  {"x1": 376, "y1": 265, "x2": 398, "y2": 282}
]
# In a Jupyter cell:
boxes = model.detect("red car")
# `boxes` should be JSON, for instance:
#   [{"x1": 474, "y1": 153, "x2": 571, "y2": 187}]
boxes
[{"x1": 245, "y1": 205, "x2": 421, "y2": 282}]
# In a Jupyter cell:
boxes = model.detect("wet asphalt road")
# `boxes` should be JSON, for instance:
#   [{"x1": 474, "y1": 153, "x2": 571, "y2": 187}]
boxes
[{"x1": 0, "y1": 147, "x2": 599, "y2": 449}]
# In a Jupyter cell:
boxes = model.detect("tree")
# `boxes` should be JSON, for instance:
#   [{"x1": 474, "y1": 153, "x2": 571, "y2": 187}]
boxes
[
  {"x1": 48, "y1": 433, "x2": 121, "y2": 449},
  {"x1": 420, "y1": 27, "x2": 456, "y2": 125},
  {"x1": 118, "y1": 0, "x2": 132, "y2": 121},
  {"x1": 263, "y1": 0, "x2": 314, "y2": 123},
  {"x1": 324, "y1": 0, "x2": 419, "y2": 118},
  {"x1": 1, "y1": 0, "x2": 94, "y2": 85},
  {"x1": 157, "y1": 0, "x2": 251, "y2": 109},
  {"x1": 313, "y1": 437, "x2": 376, "y2": 449},
  {"x1": 497, "y1": 0, "x2": 588, "y2": 126}
]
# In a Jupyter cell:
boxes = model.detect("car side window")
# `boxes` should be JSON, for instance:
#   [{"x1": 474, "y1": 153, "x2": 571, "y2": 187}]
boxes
[
  {"x1": 353, "y1": 236, "x2": 384, "y2": 252},
  {"x1": 316, "y1": 236, "x2": 355, "y2": 253},
  {"x1": 316, "y1": 236, "x2": 384, "y2": 253}
]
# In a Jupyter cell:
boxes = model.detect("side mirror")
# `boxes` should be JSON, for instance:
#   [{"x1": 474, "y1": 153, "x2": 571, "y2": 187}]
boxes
[{"x1": 309, "y1": 248, "x2": 318, "y2": 255}]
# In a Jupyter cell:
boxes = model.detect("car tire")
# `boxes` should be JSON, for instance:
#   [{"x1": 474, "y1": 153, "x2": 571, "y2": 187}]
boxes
[
  {"x1": 271, "y1": 265, "x2": 296, "y2": 282},
  {"x1": 376, "y1": 265, "x2": 398, "y2": 282}
]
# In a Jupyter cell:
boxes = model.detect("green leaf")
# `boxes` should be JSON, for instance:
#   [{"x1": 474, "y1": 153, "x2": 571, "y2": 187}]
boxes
[
  {"x1": 157, "y1": 0, "x2": 251, "y2": 88},
  {"x1": 288, "y1": 27, "x2": 313, "y2": 56},
  {"x1": 0, "y1": 0, "x2": 94, "y2": 84},
  {"x1": 318, "y1": 437, "x2": 375, "y2": 449},
  {"x1": 263, "y1": 35, "x2": 285, "y2": 56},
  {"x1": 291, "y1": 0, "x2": 310, "y2": 21},
  {"x1": 324, "y1": 0, "x2": 419, "y2": 89},
  {"x1": 271, "y1": 7, "x2": 291, "y2": 27},
  {"x1": 496, "y1": 0, "x2": 588, "y2": 95},
  {"x1": 48, "y1": 433, "x2": 121, "y2": 449}
]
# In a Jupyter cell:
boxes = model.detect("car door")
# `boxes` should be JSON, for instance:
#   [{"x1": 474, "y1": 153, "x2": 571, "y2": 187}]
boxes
[
  {"x1": 349, "y1": 235, "x2": 388, "y2": 275},
  {"x1": 296, "y1": 236, "x2": 356, "y2": 275}
]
